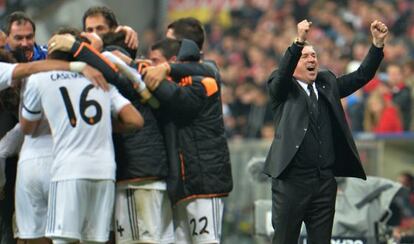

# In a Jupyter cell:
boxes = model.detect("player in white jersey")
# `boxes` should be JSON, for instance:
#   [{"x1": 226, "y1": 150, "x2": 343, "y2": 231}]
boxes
[
  {"x1": 0, "y1": 50, "x2": 108, "y2": 243},
  {"x1": 20, "y1": 48, "x2": 143, "y2": 244}
]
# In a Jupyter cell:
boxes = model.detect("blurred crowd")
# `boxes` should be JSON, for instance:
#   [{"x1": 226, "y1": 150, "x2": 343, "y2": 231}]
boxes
[{"x1": 163, "y1": 0, "x2": 414, "y2": 139}]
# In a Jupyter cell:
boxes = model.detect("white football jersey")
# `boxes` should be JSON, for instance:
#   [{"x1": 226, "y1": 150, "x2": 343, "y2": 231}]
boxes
[
  {"x1": 19, "y1": 81, "x2": 54, "y2": 162},
  {"x1": 0, "y1": 62, "x2": 17, "y2": 91},
  {"x1": 19, "y1": 121, "x2": 53, "y2": 162},
  {"x1": 22, "y1": 70, "x2": 130, "y2": 181}
]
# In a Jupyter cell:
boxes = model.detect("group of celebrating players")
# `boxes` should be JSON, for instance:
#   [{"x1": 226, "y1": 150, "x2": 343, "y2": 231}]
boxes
[{"x1": 0, "y1": 5, "x2": 232, "y2": 244}]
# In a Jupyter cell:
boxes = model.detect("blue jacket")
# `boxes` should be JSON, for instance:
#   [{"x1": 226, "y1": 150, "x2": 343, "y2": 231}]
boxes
[{"x1": 5, "y1": 43, "x2": 47, "y2": 61}]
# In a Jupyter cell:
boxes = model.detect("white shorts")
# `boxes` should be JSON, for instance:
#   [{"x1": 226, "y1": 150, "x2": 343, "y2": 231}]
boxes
[
  {"x1": 115, "y1": 183, "x2": 174, "y2": 243},
  {"x1": 15, "y1": 156, "x2": 52, "y2": 239},
  {"x1": 45, "y1": 179, "x2": 115, "y2": 242},
  {"x1": 174, "y1": 198, "x2": 224, "y2": 244}
]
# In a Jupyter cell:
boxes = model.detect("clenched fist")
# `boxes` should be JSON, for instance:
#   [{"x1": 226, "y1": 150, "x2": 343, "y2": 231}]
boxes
[
  {"x1": 296, "y1": 19, "x2": 312, "y2": 43},
  {"x1": 370, "y1": 20, "x2": 388, "y2": 48}
]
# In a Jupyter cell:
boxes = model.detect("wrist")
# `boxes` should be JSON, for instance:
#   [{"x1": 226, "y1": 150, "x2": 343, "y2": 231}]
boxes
[
  {"x1": 69, "y1": 61, "x2": 87, "y2": 72},
  {"x1": 373, "y1": 39, "x2": 384, "y2": 48},
  {"x1": 294, "y1": 37, "x2": 306, "y2": 46}
]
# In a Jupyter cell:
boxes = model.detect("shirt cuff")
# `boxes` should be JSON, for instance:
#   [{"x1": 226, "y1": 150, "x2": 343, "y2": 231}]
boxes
[{"x1": 21, "y1": 104, "x2": 42, "y2": 121}]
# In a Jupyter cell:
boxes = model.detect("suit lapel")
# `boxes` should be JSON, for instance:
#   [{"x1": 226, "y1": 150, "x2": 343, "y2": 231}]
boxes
[{"x1": 316, "y1": 81, "x2": 335, "y2": 106}]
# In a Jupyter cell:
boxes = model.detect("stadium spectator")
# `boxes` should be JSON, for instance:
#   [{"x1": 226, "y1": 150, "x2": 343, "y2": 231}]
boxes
[
  {"x1": 385, "y1": 63, "x2": 412, "y2": 131},
  {"x1": 363, "y1": 89, "x2": 403, "y2": 133},
  {"x1": 398, "y1": 171, "x2": 414, "y2": 206}
]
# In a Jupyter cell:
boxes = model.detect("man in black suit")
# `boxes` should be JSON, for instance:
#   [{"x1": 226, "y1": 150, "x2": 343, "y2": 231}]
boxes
[{"x1": 264, "y1": 19, "x2": 388, "y2": 244}]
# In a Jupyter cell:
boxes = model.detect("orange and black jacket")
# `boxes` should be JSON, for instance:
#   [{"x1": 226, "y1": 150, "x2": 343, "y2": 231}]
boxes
[
  {"x1": 69, "y1": 41, "x2": 138, "y2": 102},
  {"x1": 111, "y1": 59, "x2": 168, "y2": 183},
  {"x1": 155, "y1": 62, "x2": 233, "y2": 205},
  {"x1": 69, "y1": 41, "x2": 168, "y2": 182}
]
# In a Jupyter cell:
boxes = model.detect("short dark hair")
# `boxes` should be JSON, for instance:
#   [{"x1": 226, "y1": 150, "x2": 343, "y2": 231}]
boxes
[
  {"x1": 167, "y1": 17, "x2": 204, "y2": 50},
  {"x1": 48, "y1": 27, "x2": 83, "y2": 61},
  {"x1": 151, "y1": 38, "x2": 181, "y2": 60},
  {"x1": 5, "y1": 11, "x2": 36, "y2": 35},
  {"x1": 102, "y1": 31, "x2": 136, "y2": 59},
  {"x1": 82, "y1": 6, "x2": 119, "y2": 31}
]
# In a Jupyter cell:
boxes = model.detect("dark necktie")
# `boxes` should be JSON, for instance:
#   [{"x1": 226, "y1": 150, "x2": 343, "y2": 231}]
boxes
[{"x1": 307, "y1": 84, "x2": 319, "y2": 118}]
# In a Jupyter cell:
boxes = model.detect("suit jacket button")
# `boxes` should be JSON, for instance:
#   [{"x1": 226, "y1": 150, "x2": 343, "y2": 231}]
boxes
[
  {"x1": 295, "y1": 145, "x2": 299, "y2": 148},
  {"x1": 304, "y1": 128, "x2": 307, "y2": 131}
]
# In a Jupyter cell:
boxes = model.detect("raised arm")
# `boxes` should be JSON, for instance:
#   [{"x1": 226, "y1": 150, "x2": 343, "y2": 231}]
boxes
[
  {"x1": 268, "y1": 20, "x2": 311, "y2": 105},
  {"x1": 5, "y1": 60, "x2": 107, "y2": 91},
  {"x1": 337, "y1": 20, "x2": 388, "y2": 98}
]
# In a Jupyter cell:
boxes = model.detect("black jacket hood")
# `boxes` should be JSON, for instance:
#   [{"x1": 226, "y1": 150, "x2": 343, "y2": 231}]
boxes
[{"x1": 177, "y1": 39, "x2": 200, "y2": 62}]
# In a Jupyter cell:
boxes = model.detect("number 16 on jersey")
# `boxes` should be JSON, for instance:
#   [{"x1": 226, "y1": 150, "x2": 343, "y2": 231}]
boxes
[{"x1": 59, "y1": 84, "x2": 102, "y2": 127}]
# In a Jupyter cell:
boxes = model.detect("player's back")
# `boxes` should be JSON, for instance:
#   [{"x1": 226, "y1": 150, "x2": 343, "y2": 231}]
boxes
[{"x1": 25, "y1": 70, "x2": 118, "y2": 181}]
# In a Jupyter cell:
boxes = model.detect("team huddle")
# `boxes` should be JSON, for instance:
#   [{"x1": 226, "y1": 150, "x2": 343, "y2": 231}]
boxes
[{"x1": 0, "y1": 6, "x2": 232, "y2": 244}]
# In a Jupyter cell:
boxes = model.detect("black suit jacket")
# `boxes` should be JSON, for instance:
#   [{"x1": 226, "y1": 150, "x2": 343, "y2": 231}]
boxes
[{"x1": 264, "y1": 43, "x2": 384, "y2": 179}]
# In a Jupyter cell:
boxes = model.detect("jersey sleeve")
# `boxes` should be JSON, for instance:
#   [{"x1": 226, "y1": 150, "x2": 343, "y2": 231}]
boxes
[
  {"x1": 109, "y1": 85, "x2": 131, "y2": 115},
  {"x1": 21, "y1": 77, "x2": 42, "y2": 121},
  {"x1": 0, "y1": 62, "x2": 18, "y2": 91}
]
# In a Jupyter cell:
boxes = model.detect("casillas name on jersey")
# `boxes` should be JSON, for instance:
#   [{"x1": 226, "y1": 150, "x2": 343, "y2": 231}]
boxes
[{"x1": 50, "y1": 71, "x2": 83, "y2": 82}]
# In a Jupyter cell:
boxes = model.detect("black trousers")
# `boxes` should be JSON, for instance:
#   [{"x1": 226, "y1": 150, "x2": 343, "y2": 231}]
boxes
[{"x1": 271, "y1": 176, "x2": 337, "y2": 244}]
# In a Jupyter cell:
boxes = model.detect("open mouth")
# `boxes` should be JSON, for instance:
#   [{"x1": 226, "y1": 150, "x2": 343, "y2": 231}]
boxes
[{"x1": 306, "y1": 67, "x2": 315, "y2": 72}]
